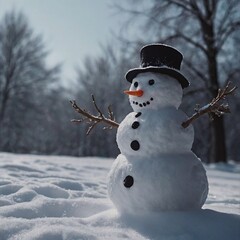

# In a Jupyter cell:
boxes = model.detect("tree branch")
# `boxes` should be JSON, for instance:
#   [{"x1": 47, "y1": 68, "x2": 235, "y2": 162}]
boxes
[
  {"x1": 70, "y1": 95, "x2": 119, "y2": 135},
  {"x1": 216, "y1": 0, "x2": 239, "y2": 48},
  {"x1": 182, "y1": 81, "x2": 237, "y2": 128},
  {"x1": 183, "y1": 58, "x2": 209, "y2": 83},
  {"x1": 217, "y1": 20, "x2": 240, "y2": 50},
  {"x1": 168, "y1": 0, "x2": 192, "y2": 13}
]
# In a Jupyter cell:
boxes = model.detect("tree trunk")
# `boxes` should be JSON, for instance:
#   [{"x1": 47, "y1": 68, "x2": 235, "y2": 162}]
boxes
[
  {"x1": 207, "y1": 53, "x2": 227, "y2": 163},
  {"x1": 206, "y1": 52, "x2": 227, "y2": 163},
  {"x1": 0, "y1": 92, "x2": 9, "y2": 124},
  {"x1": 210, "y1": 116, "x2": 227, "y2": 163},
  {"x1": 199, "y1": 1, "x2": 227, "y2": 163}
]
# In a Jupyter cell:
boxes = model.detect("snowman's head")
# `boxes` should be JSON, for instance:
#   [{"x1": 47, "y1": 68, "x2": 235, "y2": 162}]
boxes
[{"x1": 125, "y1": 72, "x2": 183, "y2": 111}]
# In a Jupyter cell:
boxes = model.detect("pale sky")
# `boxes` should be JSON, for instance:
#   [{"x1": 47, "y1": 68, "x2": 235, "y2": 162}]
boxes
[{"x1": 0, "y1": 0, "x2": 123, "y2": 82}]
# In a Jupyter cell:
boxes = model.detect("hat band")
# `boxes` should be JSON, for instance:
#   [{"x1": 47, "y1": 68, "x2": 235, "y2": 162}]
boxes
[{"x1": 142, "y1": 60, "x2": 166, "y2": 68}]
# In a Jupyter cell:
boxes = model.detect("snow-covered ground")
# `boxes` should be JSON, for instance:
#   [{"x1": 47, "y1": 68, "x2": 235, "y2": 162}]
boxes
[{"x1": 0, "y1": 152, "x2": 239, "y2": 240}]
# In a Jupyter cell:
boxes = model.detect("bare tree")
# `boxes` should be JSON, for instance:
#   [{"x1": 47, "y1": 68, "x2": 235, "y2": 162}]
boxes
[
  {"x1": 0, "y1": 11, "x2": 60, "y2": 151},
  {"x1": 114, "y1": 0, "x2": 240, "y2": 163},
  {"x1": 72, "y1": 44, "x2": 131, "y2": 157}
]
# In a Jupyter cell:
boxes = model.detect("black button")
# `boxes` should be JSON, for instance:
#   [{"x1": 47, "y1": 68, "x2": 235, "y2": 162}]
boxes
[
  {"x1": 135, "y1": 112, "x2": 142, "y2": 117},
  {"x1": 124, "y1": 175, "x2": 134, "y2": 188},
  {"x1": 139, "y1": 104, "x2": 143, "y2": 107},
  {"x1": 143, "y1": 103, "x2": 146, "y2": 106},
  {"x1": 147, "y1": 101, "x2": 150, "y2": 105},
  {"x1": 131, "y1": 140, "x2": 140, "y2": 150},
  {"x1": 132, "y1": 121, "x2": 140, "y2": 129},
  {"x1": 150, "y1": 97, "x2": 154, "y2": 101}
]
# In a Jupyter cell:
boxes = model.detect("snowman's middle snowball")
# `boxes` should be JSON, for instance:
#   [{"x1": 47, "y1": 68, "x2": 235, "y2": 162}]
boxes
[{"x1": 117, "y1": 109, "x2": 194, "y2": 157}]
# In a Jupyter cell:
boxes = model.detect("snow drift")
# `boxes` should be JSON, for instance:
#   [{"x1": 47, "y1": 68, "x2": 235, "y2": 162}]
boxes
[{"x1": 0, "y1": 153, "x2": 239, "y2": 240}]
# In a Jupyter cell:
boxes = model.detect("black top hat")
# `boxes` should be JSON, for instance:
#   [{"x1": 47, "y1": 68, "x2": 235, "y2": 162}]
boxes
[{"x1": 125, "y1": 44, "x2": 189, "y2": 88}]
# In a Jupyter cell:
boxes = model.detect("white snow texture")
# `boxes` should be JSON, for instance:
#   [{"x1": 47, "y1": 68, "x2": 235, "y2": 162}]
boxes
[
  {"x1": 108, "y1": 153, "x2": 208, "y2": 213},
  {"x1": 0, "y1": 153, "x2": 239, "y2": 240},
  {"x1": 117, "y1": 109, "x2": 194, "y2": 156},
  {"x1": 110, "y1": 72, "x2": 207, "y2": 213},
  {"x1": 128, "y1": 73, "x2": 183, "y2": 111}
]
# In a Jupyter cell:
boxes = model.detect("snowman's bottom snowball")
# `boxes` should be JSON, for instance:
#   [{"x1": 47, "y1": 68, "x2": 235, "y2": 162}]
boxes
[{"x1": 108, "y1": 153, "x2": 208, "y2": 214}]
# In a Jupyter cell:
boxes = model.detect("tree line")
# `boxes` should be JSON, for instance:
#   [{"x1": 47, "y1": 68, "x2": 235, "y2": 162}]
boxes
[{"x1": 0, "y1": 1, "x2": 239, "y2": 163}]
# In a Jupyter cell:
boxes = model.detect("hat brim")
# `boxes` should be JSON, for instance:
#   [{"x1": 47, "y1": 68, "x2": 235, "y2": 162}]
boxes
[{"x1": 125, "y1": 67, "x2": 189, "y2": 89}]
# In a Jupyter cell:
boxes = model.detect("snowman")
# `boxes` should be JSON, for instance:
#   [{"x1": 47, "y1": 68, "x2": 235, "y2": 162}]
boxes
[{"x1": 107, "y1": 44, "x2": 208, "y2": 214}]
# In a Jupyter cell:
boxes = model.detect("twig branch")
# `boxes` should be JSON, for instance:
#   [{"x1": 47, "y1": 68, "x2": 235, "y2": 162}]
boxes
[
  {"x1": 182, "y1": 81, "x2": 237, "y2": 128},
  {"x1": 70, "y1": 94, "x2": 119, "y2": 135},
  {"x1": 70, "y1": 83, "x2": 237, "y2": 134}
]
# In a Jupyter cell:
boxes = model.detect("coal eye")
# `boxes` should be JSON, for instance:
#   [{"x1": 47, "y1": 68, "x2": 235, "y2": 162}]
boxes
[
  {"x1": 149, "y1": 79, "x2": 155, "y2": 85},
  {"x1": 134, "y1": 81, "x2": 138, "y2": 88}
]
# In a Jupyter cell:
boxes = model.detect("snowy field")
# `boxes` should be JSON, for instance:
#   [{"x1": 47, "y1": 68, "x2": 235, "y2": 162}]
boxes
[{"x1": 0, "y1": 152, "x2": 239, "y2": 240}]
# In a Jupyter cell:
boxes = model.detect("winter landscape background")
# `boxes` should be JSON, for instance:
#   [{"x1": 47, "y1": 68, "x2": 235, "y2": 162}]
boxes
[
  {"x1": 0, "y1": 0, "x2": 239, "y2": 163},
  {"x1": 0, "y1": 1, "x2": 240, "y2": 239}
]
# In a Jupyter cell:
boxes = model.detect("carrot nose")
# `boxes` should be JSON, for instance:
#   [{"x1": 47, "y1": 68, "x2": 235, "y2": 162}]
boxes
[{"x1": 124, "y1": 89, "x2": 144, "y2": 97}]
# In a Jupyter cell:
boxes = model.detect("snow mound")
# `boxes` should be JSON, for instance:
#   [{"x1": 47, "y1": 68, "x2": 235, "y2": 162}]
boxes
[{"x1": 0, "y1": 153, "x2": 239, "y2": 240}]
